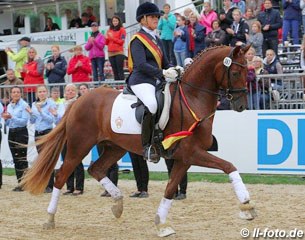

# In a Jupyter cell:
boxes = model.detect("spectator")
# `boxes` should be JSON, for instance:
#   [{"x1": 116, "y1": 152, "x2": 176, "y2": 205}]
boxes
[
  {"x1": 300, "y1": 0, "x2": 305, "y2": 34},
  {"x1": 263, "y1": 49, "x2": 283, "y2": 74},
  {"x1": 257, "y1": 0, "x2": 282, "y2": 56},
  {"x1": 46, "y1": 45, "x2": 67, "y2": 97},
  {"x1": 2, "y1": 86, "x2": 29, "y2": 191},
  {"x1": 165, "y1": 159, "x2": 187, "y2": 200},
  {"x1": 1, "y1": 69, "x2": 23, "y2": 105},
  {"x1": 129, "y1": 152, "x2": 149, "y2": 198},
  {"x1": 227, "y1": 8, "x2": 250, "y2": 46},
  {"x1": 50, "y1": 87, "x2": 65, "y2": 105},
  {"x1": 246, "y1": 0, "x2": 264, "y2": 16},
  {"x1": 232, "y1": 0, "x2": 246, "y2": 15},
  {"x1": 158, "y1": 3, "x2": 177, "y2": 64},
  {"x1": 223, "y1": 0, "x2": 237, "y2": 23},
  {"x1": 183, "y1": 12, "x2": 206, "y2": 58},
  {"x1": 282, "y1": 0, "x2": 301, "y2": 45},
  {"x1": 205, "y1": 19, "x2": 226, "y2": 47},
  {"x1": 253, "y1": 56, "x2": 270, "y2": 108},
  {"x1": 67, "y1": 45, "x2": 92, "y2": 83},
  {"x1": 183, "y1": 7, "x2": 194, "y2": 25},
  {"x1": 219, "y1": 9, "x2": 232, "y2": 45},
  {"x1": 21, "y1": 47, "x2": 44, "y2": 106},
  {"x1": 199, "y1": 1, "x2": 218, "y2": 35},
  {"x1": 86, "y1": 6, "x2": 97, "y2": 22},
  {"x1": 246, "y1": 48, "x2": 260, "y2": 109},
  {"x1": 106, "y1": 16, "x2": 126, "y2": 80},
  {"x1": 69, "y1": 11, "x2": 82, "y2": 28},
  {"x1": 80, "y1": 12, "x2": 93, "y2": 27},
  {"x1": 26, "y1": 85, "x2": 56, "y2": 193},
  {"x1": 44, "y1": 17, "x2": 60, "y2": 31},
  {"x1": 54, "y1": 84, "x2": 85, "y2": 196},
  {"x1": 5, "y1": 36, "x2": 30, "y2": 79},
  {"x1": 173, "y1": 15, "x2": 187, "y2": 67},
  {"x1": 244, "y1": 8, "x2": 257, "y2": 34},
  {"x1": 78, "y1": 83, "x2": 90, "y2": 96},
  {"x1": 248, "y1": 21, "x2": 264, "y2": 56},
  {"x1": 263, "y1": 49, "x2": 283, "y2": 90},
  {"x1": 85, "y1": 22, "x2": 106, "y2": 82}
]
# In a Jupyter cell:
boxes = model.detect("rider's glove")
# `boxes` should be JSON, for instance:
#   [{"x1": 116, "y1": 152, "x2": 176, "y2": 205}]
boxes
[
  {"x1": 174, "y1": 66, "x2": 184, "y2": 75},
  {"x1": 163, "y1": 67, "x2": 178, "y2": 82}
]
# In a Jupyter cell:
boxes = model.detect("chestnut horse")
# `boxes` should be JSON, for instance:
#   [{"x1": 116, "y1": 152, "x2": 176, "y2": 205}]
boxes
[{"x1": 21, "y1": 45, "x2": 256, "y2": 237}]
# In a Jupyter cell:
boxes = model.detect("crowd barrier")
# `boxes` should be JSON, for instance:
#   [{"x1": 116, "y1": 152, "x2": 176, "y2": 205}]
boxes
[{"x1": 246, "y1": 73, "x2": 305, "y2": 110}]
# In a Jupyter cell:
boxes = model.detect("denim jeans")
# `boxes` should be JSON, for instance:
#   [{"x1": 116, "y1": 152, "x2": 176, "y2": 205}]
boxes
[
  {"x1": 283, "y1": 19, "x2": 299, "y2": 44},
  {"x1": 91, "y1": 57, "x2": 105, "y2": 82},
  {"x1": 174, "y1": 51, "x2": 187, "y2": 67}
]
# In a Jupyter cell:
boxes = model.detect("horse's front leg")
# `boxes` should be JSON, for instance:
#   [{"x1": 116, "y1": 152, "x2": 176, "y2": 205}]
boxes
[
  {"x1": 155, "y1": 160, "x2": 190, "y2": 237},
  {"x1": 189, "y1": 148, "x2": 257, "y2": 220},
  {"x1": 88, "y1": 144, "x2": 126, "y2": 218}
]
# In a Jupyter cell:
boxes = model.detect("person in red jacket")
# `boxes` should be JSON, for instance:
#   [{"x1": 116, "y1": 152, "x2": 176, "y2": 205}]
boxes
[
  {"x1": 105, "y1": 16, "x2": 126, "y2": 80},
  {"x1": 20, "y1": 47, "x2": 44, "y2": 106},
  {"x1": 67, "y1": 45, "x2": 92, "y2": 83}
]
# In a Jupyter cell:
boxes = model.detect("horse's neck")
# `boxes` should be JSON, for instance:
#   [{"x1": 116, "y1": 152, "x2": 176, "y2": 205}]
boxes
[{"x1": 182, "y1": 66, "x2": 219, "y2": 113}]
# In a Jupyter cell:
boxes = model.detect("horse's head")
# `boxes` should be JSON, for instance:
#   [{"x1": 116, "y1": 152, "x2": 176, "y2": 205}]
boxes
[{"x1": 216, "y1": 45, "x2": 251, "y2": 112}]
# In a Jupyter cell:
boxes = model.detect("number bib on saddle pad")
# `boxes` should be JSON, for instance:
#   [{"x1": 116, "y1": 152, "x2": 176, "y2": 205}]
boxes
[{"x1": 110, "y1": 84, "x2": 172, "y2": 134}]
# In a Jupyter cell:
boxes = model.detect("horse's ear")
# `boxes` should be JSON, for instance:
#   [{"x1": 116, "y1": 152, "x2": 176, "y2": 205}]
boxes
[
  {"x1": 241, "y1": 44, "x2": 252, "y2": 54},
  {"x1": 232, "y1": 45, "x2": 242, "y2": 58}
]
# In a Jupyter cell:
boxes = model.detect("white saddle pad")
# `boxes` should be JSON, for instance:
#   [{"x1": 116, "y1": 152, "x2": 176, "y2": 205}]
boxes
[{"x1": 111, "y1": 83, "x2": 171, "y2": 134}]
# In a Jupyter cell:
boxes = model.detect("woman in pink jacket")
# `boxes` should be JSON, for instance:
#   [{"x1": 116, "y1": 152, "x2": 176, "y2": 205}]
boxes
[
  {"x1": 199, "y1": 1, "x2": 217, "y2": 35},
  {"x1": 85, "y1": 22, "x2": 106, "y2": 82},
  {"x1": 67, "y1": 45, "x2": 92, "y2": 83}
]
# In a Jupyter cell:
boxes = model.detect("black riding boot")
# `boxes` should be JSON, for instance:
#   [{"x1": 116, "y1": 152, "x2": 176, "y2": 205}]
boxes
[{"x1": 141, "y1": 108, "x2": 160, "y2": 163}]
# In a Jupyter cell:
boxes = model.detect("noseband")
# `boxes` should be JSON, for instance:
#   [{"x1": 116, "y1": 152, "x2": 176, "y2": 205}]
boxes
[{"x1": 221, "y1": 48, "x2": 248, "y2": 101}]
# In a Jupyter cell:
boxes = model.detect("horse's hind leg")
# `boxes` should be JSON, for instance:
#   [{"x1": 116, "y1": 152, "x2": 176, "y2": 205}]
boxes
[
  {"x1": 155, "y1": 160, "x2": 190, "y2": 237},
  {"x1": 88, "y1": 143, "x2": 126, "y2": 218},
  {"x1": 189, "y1": 149, "x2": 257, "y2": 220},
  {"x1": 44, "y1": 139, "x2": 97, "y2": 229}
]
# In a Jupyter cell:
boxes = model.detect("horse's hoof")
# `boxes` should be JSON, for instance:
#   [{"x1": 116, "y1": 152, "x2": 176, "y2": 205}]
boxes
[
  {"x1": 155, "y1": 215, "x2": 176, "y2": 237},
  {"x1": 239, "y1": 202, "x2": 257, "y2": 220},
  {"x1": 111, "y1": 196, "x2": 123, "y2": 218},
  {"x1": 42, "y1": 221, "x2": 55, "y2": 230}
]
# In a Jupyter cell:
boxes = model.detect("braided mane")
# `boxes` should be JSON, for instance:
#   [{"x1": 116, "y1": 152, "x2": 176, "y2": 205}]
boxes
[{"x1": 183, "y1": 45, "x2": 227, "y2": 75}]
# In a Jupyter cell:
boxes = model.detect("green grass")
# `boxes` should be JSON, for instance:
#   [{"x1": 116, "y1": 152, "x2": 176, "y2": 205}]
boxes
[{"x1": 3, "y1": 168, "x2": 305, "y2": 185}]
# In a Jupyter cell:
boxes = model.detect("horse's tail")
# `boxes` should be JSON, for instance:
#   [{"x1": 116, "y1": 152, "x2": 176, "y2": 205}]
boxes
[{"x1": 21, "y1": 104, "x2": 73, "y2": 195}]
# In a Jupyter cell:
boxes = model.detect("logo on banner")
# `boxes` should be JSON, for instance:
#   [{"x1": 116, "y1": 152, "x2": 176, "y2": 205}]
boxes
[{"x1": 257, "y1": 112, "x2": 305, "y2": 172}]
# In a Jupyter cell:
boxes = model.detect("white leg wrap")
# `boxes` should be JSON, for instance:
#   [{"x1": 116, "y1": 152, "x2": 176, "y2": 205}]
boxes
[
  {"x1": 229, "y1": 171, "x2": 250, "y2": 203},
  {"x1": 156, "y1": 198, "x2": 173, "y2": 224},
  {"x1": 100, "y1": 177, "x2": 122, "y2": 199},
  {"x1": 47, "y1": 187, "x2": 61, "y2": 214}
]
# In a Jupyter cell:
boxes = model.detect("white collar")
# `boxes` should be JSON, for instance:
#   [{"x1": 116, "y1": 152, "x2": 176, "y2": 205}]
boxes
[{"x1": 142, "y1": 26, "x2": 157, "y2": 40}]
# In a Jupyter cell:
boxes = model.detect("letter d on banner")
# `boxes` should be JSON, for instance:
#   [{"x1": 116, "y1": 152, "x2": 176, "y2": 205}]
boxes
[{"x1": 258, "y1": 119, "x2": 292, "y2": 165}]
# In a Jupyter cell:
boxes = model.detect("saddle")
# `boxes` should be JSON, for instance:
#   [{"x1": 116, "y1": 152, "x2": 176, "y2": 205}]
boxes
[
  {"x1": 122, "y1": 82, "x2": 170, "y2": 150},
  {"x1": 123, "y1": 82, "x2": 165, "y2": 124}
]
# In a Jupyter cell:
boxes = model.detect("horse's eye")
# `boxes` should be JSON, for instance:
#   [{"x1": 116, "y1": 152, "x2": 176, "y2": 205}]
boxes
[{"x1": 231, "y1": 72, "x2": 240, "y2": 78}]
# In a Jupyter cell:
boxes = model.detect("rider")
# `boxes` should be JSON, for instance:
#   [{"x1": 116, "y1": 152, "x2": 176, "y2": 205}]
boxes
[{"x1": 127, "y1": 2, "x2": 180, "y2": 162}]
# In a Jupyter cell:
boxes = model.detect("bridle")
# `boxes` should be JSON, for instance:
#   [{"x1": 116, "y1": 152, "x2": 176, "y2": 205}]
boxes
[
  {"x1": 179, "y1": 46, "x2": 248, "y2": 102},
  {"x1": 162, "y1": 47, "x2": 248, "y2": 154}
]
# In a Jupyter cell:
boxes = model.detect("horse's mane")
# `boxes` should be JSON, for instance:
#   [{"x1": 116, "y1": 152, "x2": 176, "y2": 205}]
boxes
[{"x1": 183, "y1": 45, "x2": 227, "y2": 75}]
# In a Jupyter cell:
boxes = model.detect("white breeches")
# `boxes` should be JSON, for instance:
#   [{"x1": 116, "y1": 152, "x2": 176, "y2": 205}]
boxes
[{"x1": 131, "y1": 83, "x2": 157, "y2": 114}]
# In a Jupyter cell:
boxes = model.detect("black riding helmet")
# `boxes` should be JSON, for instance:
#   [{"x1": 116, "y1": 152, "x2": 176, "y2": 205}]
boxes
[{"x1": 136, "y1": 2, "x2": 162, "y2": 22}]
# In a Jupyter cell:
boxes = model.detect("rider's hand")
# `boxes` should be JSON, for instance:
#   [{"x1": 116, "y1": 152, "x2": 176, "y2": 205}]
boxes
[
  {"x1": 174, "y1": 66, "x2": 184, "y2": 75},
  {"x1": 163, "y1": 67, "x2": 178, "y2": 81}
]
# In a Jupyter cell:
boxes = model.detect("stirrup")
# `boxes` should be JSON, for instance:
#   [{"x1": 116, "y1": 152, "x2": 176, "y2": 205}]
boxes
[{"x1": 144, "y1": 145, "x2": 160, "y2": 163}]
